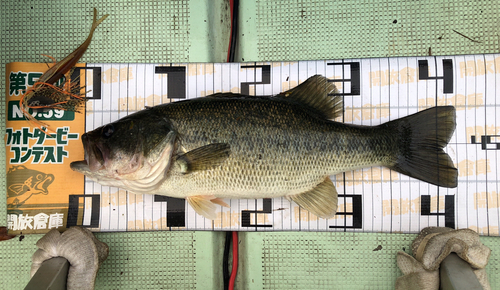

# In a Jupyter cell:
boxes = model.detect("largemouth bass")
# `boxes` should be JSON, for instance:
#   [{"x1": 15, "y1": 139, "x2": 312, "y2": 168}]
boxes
[{"x1": 70, "y1": 75, "x2": 458, "y2": 219}]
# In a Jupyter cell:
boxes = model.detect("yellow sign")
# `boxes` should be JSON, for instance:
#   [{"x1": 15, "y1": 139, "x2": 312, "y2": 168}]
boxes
[{"x1": 5, "y1": 62, "x2": 86, "y2": 234}]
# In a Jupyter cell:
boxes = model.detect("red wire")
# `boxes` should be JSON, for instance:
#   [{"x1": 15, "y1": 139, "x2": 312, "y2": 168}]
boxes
[
  {"x1": 227, "y1": 2, "x2": 237, "y2": 289},
  {"x1": 227, "y1": 0, "x2": 234, "y2": 62},
  {"x1": 228, "y1": 231, "x2": 238, "y2": 290}
]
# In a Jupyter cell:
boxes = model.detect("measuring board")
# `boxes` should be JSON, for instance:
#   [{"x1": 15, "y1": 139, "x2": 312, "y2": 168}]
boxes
[{"x1": 5, "y1": 54, "x2": 500, "y2": 235}]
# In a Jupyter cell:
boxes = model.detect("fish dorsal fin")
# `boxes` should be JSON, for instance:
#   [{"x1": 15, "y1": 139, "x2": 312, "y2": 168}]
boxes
[
  {"x1": 286, "y1": 177, "x2": 338, "y2": 218},
  {"x1": 177, "y1": 143, "x2": 231, "y2": 174},
  {"x1": 277, "y1": 75, "x2": 343, "y2": 120}
]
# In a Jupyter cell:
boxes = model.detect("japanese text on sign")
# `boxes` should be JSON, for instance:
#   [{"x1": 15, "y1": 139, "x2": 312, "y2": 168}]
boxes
[
  {"x1": 5, "y1": 127, "x2": 79, "y2": 164},
  {"x1": 7, "y1": 213, "x2": 64, "y2": 231}
]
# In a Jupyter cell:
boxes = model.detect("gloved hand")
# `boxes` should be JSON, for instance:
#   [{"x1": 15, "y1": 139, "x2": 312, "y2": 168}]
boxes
[
  {"x1": 395, "y1": 251, "x2": 439, "y2": 290},
  {"x1": 395, "y1": 227, "x2": 491, "y2": 290},
  {"x1": 31, "y1": 227, "x2": 109, "y2": 290}
]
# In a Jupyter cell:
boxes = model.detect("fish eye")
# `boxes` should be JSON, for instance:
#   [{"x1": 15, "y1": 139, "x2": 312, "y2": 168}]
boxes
[{"x1": 102, "y1": 124, "x2": 115, "y2": 138}]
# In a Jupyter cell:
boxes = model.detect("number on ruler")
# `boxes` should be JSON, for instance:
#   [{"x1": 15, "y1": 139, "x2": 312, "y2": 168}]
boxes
[
  {"x1": 418, "y1": 59, "x2": 454, "y2": 94},
  {"x1": 240, "y1": 65, "x2": 271, "y2": 95},
  {"x1": 326, "y1": 62, "x2": 361, "y2": 96},
  {"x1": 420, "y1": 195, "x2": 455, "y2": 228},
  {"x1": 67, "y1": 194, "x2": 100, "y2": 228},
  {"x1": 329, "y1": 194, "x2": 362, "y2": 229},
  {"x1": 241, "y1": 198, "x2": 273, "y2": 228},
  {"x1": 154, "y1": 195, "x2": 186, "y2": 227},
  {"x1": 70, "y1": 67, "x2": 102, "y2": 100},
  {"x1": 154, "y1": 66, "x2": 187, "y2": 99},
  {"x1": 471, "y1": 135, "x2": 500, "y2": 150}
]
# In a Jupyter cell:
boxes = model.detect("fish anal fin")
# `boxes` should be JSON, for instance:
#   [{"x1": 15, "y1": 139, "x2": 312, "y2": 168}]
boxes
[
  {"x1": 177, "y1": 143, "x2": 231, "y2": 174},
  {"x1": 277, "y1": 75, "x2": 343, "y2": 120},
  {"x1": 286, "y1": 177, "x2": 338, "y2": 219}
]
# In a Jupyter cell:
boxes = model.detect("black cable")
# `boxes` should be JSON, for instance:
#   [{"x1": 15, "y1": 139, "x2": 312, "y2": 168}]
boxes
[
  {"x1": 228, "y1": 0, "x2": 239, "y2": 62},
  {"x1": 223, "y1": 231, "x2": 232, "y2": 290}
]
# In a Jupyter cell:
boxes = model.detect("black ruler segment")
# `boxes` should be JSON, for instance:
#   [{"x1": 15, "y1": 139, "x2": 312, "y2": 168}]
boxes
[
  {"x1": 67, "y1": 194, "x2": 100, "y2": 228},
  {"x1": 418, "y1": 59, "x2": 454, "y2": 94},
  {"x1": 154, "y1": 66, "x2": 187, "y2": 99},
  {"x1": 326, "y1": 61, "x2": 360, "y2": 96},
  {"x1": 471, "y1": 135, "x2": 500, "y2": 150},
  {"x1": 70, "y1": 66, "x2": 102, "y2": 100},
  {"x1": 421, "y1": 195, "x2": 455, "y2": 229},
  {"x1": 154, "y1": 195, "x2": 186, "y2": 227},
  {"x1": 240, "y1": 65, "x2": 271, "y2": 95},
  {"x1": 329, "y1": 194, "x2": 362, "y2": 229},
  {"x1": 241, "y1": 198, "x2": 273, "y2": 228}
]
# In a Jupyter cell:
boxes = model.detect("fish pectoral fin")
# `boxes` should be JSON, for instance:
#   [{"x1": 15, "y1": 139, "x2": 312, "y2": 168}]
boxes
[
  {"x1": 187, "y1": 195, "x2": 227, "y2": 219},
  {"x1": 177, "y1": 143, "x2": 231, "y2": 174},
  {"x1": 276, "y1": 75, "x2": 343, "y2": 120},
  {"x1": 286, "y1": 177, "x2": 338, "y2": 219}
]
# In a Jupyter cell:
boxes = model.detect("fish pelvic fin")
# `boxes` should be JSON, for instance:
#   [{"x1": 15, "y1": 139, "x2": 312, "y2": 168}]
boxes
[
  {"x1": 276, "y1": 75, "x2": 343, "y2": 120},
  {"x1": 187, "y1": 195, "x2": 228, "y2": 219},
  {"x1": 384, "y1": 106, "x2": 458, "y2": 188},
  {"x1": 286, "y1": 177, "x2": 338, "y2": 219}
]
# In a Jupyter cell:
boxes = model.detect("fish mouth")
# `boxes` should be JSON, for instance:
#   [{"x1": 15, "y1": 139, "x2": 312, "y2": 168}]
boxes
[
  {"x1": 71, "y1": 132, "x2": 142, "y2": 176},
  {"x1": 81, "y1": 133, "x2": 108, "y2": 172}
]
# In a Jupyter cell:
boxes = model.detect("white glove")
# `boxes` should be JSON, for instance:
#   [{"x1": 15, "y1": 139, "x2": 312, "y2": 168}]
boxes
[
  {"x1": 396, "y1": 227, "x2": 491, "y2": 290},
  {"x1": 31, "y1": 227, "x2": 109, "y2": 290},
  {"x1": 395, "y1": 251, "x2": 439, "y2": 290}
]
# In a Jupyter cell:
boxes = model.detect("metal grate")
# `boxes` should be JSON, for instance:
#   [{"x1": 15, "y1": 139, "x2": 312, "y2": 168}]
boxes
[
  {"x1": 1, "y1": 1, "x2": 500, "y2": 289},
  {"x1": 95, "y1": 232, "x2": 197, "y2": 290},
  {"x1": 254, "y1": 0, "x2": 500, "y2": 61},
  {"x1": 261, "y1": 232, "x2": 414, "y2": 289}
]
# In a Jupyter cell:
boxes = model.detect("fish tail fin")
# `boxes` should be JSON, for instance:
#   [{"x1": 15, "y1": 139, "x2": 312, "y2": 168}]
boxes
[{"x1": 384, "y1": 106, "x2": 458, "y2": 188}]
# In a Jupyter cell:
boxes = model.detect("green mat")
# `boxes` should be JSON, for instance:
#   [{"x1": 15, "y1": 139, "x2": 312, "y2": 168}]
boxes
[{"x1": 1, "y1": 0, "x2": 499, "y2": 289}]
